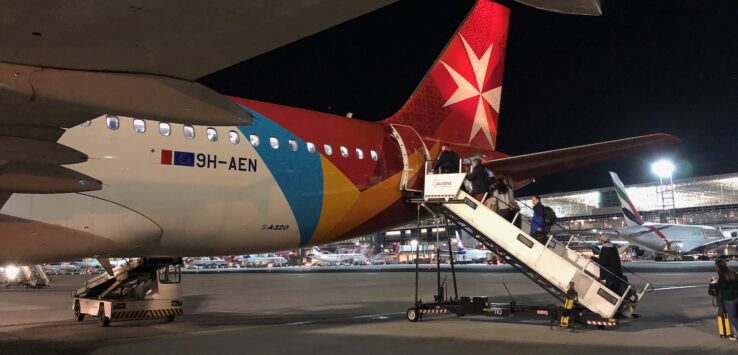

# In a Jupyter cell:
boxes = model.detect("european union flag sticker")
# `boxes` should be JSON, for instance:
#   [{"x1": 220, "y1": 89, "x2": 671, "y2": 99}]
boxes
[{"x1": 173, "y1": 151, "x2": 195, "y2": 167}]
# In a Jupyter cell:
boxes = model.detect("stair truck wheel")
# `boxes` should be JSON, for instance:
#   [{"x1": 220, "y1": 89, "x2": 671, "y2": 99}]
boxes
[
  {"x1": 167, "y1": 315, "x2": 175, "y2": 323},
  {"x1": 407, "y1": 308, "x2": 420, "y2": 322},
  {"x1": 98, "y1": 303, "x2": 110, "y2": 327},
  {"x1": 74, "y1": 300, "x2": 84, "y2": 322}
]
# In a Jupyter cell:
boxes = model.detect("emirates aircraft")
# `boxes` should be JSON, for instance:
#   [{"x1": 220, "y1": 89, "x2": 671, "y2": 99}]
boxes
[
  {"x1": 609, "y1": 172, "x2": 732, "y2": 256},
  {"x1": 0, "y1": 0, "x2": 675, "y2": 266}
]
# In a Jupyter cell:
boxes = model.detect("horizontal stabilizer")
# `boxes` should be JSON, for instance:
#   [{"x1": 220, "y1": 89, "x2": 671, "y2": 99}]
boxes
[
  {"x1": 484, "y1": 134, "x2": 679, "y2": 180},
  {"x1": 515, "y1": 0, "x2": 602, "y2": 16}
]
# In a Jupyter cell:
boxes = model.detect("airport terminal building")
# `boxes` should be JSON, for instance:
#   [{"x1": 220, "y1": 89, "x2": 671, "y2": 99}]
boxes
[
  {"x1": 357, "y1": 172, "x2": 738, "y2": 252},
  {"x1": 521, "y1": 172, "x2": 738, "y2": 232}
]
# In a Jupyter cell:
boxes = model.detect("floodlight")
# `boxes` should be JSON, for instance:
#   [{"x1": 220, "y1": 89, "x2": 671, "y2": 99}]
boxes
[{"x1": 651, "y1": 159, "x2": 675, "y2": 178}]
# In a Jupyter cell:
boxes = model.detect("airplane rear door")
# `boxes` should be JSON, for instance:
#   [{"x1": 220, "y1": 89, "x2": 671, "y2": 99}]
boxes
[{"x1": 389, "y1": 124, "x2": 430, "y2": 192}]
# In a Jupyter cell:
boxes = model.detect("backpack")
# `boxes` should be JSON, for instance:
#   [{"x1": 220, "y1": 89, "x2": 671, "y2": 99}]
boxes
[{"x1": 543, "y1": 206, "x2": 557, "y2": 226}]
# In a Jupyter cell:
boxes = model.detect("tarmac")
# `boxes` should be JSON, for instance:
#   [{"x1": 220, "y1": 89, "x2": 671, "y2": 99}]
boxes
[{"x1": 1, "y1": 262, "x2": 737, "y2": 354}]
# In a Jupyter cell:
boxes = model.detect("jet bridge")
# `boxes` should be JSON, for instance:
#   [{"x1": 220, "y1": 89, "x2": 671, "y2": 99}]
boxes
[{"x1": 406, "y1": 172, "x2": 651, "y2": 327}]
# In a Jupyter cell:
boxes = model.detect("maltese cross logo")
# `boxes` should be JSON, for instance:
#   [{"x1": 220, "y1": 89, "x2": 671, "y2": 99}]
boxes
[{"x1": 440, "y1": 35, "x2": 502, "y2": 148}]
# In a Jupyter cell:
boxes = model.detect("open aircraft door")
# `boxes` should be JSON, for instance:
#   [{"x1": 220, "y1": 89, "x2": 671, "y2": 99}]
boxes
[{"x1": 390, "y1": 124, "x2": 430, "y2": 192}]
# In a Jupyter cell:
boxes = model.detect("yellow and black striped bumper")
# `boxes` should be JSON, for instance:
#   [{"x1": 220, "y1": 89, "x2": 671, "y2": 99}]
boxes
[{"x1": 112, "y1": 308, "x2": 183, "y2": 320}]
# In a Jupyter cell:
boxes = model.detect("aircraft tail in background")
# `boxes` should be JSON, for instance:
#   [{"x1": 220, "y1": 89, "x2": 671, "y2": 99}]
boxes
[{"x1": 610, "y1": 172, "x2": 645, "y2": 227}]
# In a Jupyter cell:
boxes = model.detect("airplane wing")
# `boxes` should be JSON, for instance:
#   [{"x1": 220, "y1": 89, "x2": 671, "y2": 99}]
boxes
[
  {"x1": 690, "y1": 237, "x2": 737, "y2": 254},
  {"x1": 484, "y1": 134, "x2": 680, "y2": 180},
  {"x1": 0, "y1": 1, "x2": 396, "y2": 128},
  {"x1": 0, "y1": 1, "x2": 396, "y2": 209}
]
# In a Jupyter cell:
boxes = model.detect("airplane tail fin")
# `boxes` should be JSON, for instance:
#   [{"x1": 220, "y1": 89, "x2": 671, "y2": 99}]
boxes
[
  {"x1": 609, "y1": 172, "x2": 644, "y2": 227},
  {"x1": 311, "y1": 246, "x2": 322, "y2": 255},
  {"x1": 381, "y1": 0, "x2": 509, "y2": 152}
]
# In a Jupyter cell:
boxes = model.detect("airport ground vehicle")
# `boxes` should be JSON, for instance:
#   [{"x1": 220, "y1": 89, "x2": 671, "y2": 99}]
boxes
[
  {"x1": 72, "y1": 258, "x2": 183, "y2": 327},
  {"x1": 405, "y1": 172, "x2": 652, "y2": 329}
]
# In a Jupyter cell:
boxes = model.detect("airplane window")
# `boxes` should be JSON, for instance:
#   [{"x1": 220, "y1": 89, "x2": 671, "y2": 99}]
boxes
[
  {"x1": 370, "y1": 150, "x2": 379, "y2": 161},
  {"x1": 249, "y1": 134, "x2": 260, "y2": 147},
  {"x1": 183, "y1": 125, "x2": 195, "y2": 139},
  {"x1": 356, "y1": 148, "x2": 364, "y2": 160},
  {"x1": 106, "y1": 115, "x2": 119, "y2": 130},
  {"x1": 159, "y1": 122, "x2": 171, "y2": 136},
  {"x1": 80, "y1": 120, "x2": 91, "y2": 127},
  {"x1": 288, "y1": 139, "x2": 298, "y2": 152},
  {"x1": 207, "y1": 128, "x2": 218, "y2": 142},
  {"x1": 270, "y1": 137, "x2": 279, "y2": 149},
  {"x1": 228, "y1": 131, "x2": 240, "y2": 144},
  {"x1": 340, "y1": 146, "x2": 349, "y2": 158},
  {"x1": 324, "y1": 144, "x2": 333, "y2": 156},
  {"x1": 307, "y1": 142, "x2": 316, "y2": 153},
  {"x1": 133, "y1": 119, "x2": 146, "y2": 133}
]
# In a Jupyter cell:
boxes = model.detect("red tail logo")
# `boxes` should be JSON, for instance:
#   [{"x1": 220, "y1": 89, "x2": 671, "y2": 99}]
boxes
[{"x1": 384, "y1": 0, "x2": 508, "y2": 151}]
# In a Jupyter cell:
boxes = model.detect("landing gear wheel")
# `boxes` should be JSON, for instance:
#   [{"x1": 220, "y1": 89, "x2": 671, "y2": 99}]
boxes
[
  {"x1": 166, "y1": 315, "x2": 175, "y2": 323},
  {"x1": 74, "y1": 301, "x2": 84, "y2": 322},
  {"x1": 98, "y1": 304, "x2": 110, "y2": 327},
  {"x1": 406, "y1": 308, "x2": 420, "y2": 322}
]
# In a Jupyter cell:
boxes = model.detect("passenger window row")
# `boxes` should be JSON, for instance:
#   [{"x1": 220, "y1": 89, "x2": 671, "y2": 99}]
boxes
[
  {"x1": 90, "y1": 115, "x2": 379, "y2": 161},
  {"x1": 247, "y1": 133, "x2": 379, "y2": 161}
]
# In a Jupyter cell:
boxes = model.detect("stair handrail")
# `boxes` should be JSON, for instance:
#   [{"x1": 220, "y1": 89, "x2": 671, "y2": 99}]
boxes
[{"x1": 482, "y1": 191, "x2": 644, "y2": 302}]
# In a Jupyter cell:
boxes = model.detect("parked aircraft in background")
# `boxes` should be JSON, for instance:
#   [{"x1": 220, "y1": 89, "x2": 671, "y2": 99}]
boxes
[
  {"x1": 237, "y1": 254, "x2": 288, "y2": 268},
  {"x1": 0, "y1": 1, "x2": 677, "y2": 270},
  {"x1": 189, "y1": 257, "x2": 229, "y2": 269},
  {"x1": 609, "y1": 172, "x2": 733, "y2": 257},
  {"x1": 310, "y1": 247, "x2": 369, "y2": 266}
]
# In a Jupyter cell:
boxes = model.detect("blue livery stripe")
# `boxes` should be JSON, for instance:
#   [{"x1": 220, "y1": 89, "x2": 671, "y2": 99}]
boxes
[{"x1": 237, "y1": 106, "x2": 323, "y2": 246}]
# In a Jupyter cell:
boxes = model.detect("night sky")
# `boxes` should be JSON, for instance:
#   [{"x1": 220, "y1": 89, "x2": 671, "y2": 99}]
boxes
[{"x1": 199, "y1": 0, "x2": 738, "y2": 195}]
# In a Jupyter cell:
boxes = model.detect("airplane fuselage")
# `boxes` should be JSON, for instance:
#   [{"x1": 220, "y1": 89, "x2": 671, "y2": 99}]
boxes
[
  {"x1": 0, "y1": 99, "x2": 435, "y2": 264},
  {"x1": 621, "y1": 223, "x2": 726, "y2": 254}
]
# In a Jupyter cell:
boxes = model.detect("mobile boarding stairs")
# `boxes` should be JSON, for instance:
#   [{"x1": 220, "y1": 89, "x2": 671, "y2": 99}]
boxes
[
  {"x1": 405, "y1": 172, "x2": 652, "y2": 329},
  {"x1": 72, "y1": 257, "x2": 183, "y2": 327}
]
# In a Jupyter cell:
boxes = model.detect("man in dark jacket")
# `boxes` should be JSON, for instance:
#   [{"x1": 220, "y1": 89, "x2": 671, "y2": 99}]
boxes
[
  {"x1": 466, "y1": 158, "x2": 488, "y2": 201},
  {"x1": 592, "y1": 235, "x2": 624, "y2": 292},
  {"x1": 530, "y1": 196, "x2": 546, "y2": 243},
  {"x1": 434, "y1": 143, "x2": 460, "y2": 173}
]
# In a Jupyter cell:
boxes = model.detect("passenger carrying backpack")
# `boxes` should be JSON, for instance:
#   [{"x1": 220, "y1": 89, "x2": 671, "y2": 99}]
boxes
[{"x1": 543, "y1": 206, "x2": 557, "y2": 226}]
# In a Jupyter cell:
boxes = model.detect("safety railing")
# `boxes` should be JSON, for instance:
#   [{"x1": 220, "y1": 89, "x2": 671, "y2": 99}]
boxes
[{"x1": 483, "y1": 191, "x2": 652, "y2": 301}]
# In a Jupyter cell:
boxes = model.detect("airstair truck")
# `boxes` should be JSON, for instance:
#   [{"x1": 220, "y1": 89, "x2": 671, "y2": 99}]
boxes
[
  {"x1": 405, "y1": 172, "x2": 651, "y2": 328},
  {"x1": 72, "y1": 258, "x2": 183, "y2": 327}
]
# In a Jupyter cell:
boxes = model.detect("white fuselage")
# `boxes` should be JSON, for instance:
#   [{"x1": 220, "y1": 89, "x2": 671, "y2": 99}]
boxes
[{"x1": 620, "y1": 223, "x2": 727, "y2": 254}]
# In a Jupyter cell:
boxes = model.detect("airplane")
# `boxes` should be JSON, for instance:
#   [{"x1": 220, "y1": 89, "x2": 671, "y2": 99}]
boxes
[
  {"x1": 237, "y1": 254, "x2": 288, "y2": 268},
  {"x1": 608, "y1": 172, "x2": 733, "y2": 257},
  {"x1": 43, "y1": 262, "x2": 82, "y2": 274},
  {"x1": 309, "y1": 247, "x2": 369, "y2": 266},
  {"x1": 189, "y1": 257, "x2": 230, "y2": 269},
  {"x1": 0, "y1": 1, "x2": 678, "y2": 276},
  {"x1": 455, "y1": 242, "x2": 493, "y2": 264}
]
